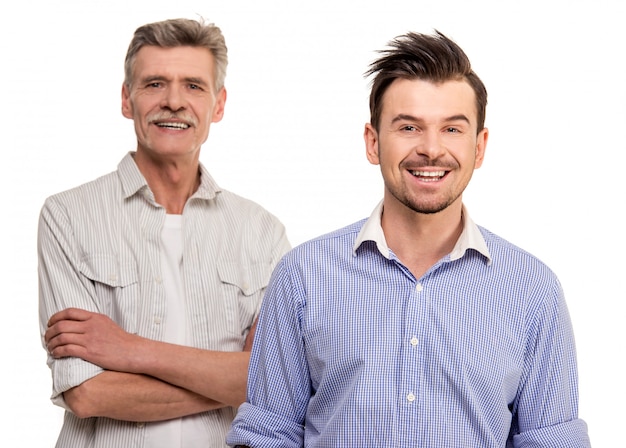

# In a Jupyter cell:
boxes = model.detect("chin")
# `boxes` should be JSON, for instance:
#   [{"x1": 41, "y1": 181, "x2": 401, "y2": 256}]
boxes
[{"x1": 404, "y1": 198, "x2": 455, "y2": 215}]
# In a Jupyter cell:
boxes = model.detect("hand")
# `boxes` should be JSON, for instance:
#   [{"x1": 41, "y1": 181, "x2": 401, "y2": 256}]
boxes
[{"x1": 45, "y1": 307, "x2": 143, "y2": 373}]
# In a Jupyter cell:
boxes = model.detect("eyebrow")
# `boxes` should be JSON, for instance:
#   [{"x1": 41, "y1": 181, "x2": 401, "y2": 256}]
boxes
[
  {"x1": 140, "y1": 75, "x2": 167, "y2": 84},
  {"x1": 183, "y1": 76, "x2": 209, "y2": 86},
  {"x1": 139, "y1": 75, "x2": 209, "y2": 87},
  {"x1": 391, "y1": 113, "x2": 471, "y2": 125}
]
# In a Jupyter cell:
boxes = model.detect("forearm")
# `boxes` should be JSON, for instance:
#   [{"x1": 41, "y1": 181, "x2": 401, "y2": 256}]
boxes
[
  {"x1": 64, "y1": 370, "x2": 224, "y2": 421},
  {"x1": 46, "y1": 309, "x2": 254, "y2": 408},
  {"x1": 128, "y1": 339, "x2": 251, "y2": 407}
]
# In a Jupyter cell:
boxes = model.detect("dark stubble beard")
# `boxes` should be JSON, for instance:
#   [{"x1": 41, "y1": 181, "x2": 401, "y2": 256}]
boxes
[
  {"x1": 391, "y1": 184, "x2": 459, "y2": 215},
  {"x1": 382, "y1": 152, "x2": 466, "y2": 215}
]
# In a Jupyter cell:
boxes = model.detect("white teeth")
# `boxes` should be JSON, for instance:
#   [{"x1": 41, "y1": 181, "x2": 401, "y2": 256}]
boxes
[
  {"x1": 411, "y1": 170, "x2": 445, "y2": 177},
  {"x1": 156, "y1": 122, "x2": 190, "y2": 129}
]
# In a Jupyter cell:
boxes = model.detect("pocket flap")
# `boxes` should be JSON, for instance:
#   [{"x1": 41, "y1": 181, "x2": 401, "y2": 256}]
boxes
[
  {"x1": 79, "y1": 254, "x2": 138, "y2": 287},
  {"x1": 217, "y1": 261, "x2": 270, "y2": 297}
]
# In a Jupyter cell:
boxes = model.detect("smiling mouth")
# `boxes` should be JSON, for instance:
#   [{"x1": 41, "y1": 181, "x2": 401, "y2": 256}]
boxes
[
  {"x1": 155, "y1": 122, "x2": 190, "y2": 130},
  {"x1": 410, "y1": 170, "x2": 447, "y2": 181}
]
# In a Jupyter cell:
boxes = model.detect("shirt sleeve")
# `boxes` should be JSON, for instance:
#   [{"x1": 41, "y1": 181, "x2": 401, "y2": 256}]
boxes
[
  {"x1": 512, "y1": 278, "x2": 591, "y2": 447},
  {"x1": 227, "y1": 257, "x2": 308, "y2": 447},
  {"x1": 38, "y1": 197, "x2": 104, "y2": 407},
  {"x1": 254, "y1": 213, "x2": 291, "y2": 320}
]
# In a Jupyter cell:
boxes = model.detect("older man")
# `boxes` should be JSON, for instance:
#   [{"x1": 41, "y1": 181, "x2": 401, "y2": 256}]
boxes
[{"x1": 39, "y1": 18, "x2": 290, "y2": 448}]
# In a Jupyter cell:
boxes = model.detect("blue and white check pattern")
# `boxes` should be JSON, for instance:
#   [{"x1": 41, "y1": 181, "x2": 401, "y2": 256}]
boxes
[{"x1": 227, "y1": 203, "x2": 590, "y2": 447}]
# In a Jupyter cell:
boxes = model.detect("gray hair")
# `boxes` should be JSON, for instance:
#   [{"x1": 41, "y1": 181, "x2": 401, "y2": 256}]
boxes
[{"x1": 124, "y1": 18, "x2": 228, "y2": 92}]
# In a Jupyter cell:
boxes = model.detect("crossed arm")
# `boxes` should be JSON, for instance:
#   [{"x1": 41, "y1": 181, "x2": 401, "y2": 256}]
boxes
[
  {"x1": 45, "y1": 308, "x2": 256, "y2": 422},
  {"x1": 37, "y1": 197, "x2": 286, "y2": 425}
]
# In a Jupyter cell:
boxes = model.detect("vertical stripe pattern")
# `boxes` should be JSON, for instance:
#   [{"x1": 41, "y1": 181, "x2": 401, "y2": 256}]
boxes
[{"x1": 38, "y1": 153, "x2": 290, "y2": 448}]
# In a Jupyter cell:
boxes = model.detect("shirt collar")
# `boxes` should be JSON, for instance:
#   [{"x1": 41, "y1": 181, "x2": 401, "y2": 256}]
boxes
[
  {"x1": 118, "y1": 152, "x2": 222, "y2": 201},
  {"x1": 353, "y1": 200, "x2": 491, "y2": 264}
]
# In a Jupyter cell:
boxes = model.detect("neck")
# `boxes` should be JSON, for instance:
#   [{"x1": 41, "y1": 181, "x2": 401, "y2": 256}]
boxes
[
  {"x1": 382, "y1": 199, "x2": 464, "y2": 279},
  {"x1": 134, "y1": 151, "x2": 201, "y2": 214}
]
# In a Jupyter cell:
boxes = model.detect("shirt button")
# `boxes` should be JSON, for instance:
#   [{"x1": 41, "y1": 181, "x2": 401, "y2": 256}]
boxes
[
  {"x1": 155, "y1": 276, "x2": 162, "y2": 284},
  {"x1": 136, "y1": 422, "x2": 145, "y2": 428},
  {"x1": 154, "y1": 316, "x2": 162, "y2": 325},
  {"x1": 407, "y1": 393, "x2": 416, "y2": 402},
  {"x1": 415, "y1": 283, "x2": 423, "y2": 292},
  {"x1": 410, "y1": 336, "x2": 419, "y2": 346}
]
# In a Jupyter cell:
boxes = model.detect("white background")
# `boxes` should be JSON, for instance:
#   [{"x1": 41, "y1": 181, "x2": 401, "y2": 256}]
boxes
[{"x1": 2, "y1": 0, "x2": 624, "y2": 445}]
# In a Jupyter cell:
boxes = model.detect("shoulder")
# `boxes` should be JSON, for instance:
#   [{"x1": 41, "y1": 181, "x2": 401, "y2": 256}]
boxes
[
  {"x1": 213, "y1": 189, "x2": 285, "y2": 230},
  {"x1": 480, "y1": 226, "x2": 554, "y2": 271},
  {"x1": 41, "y1": 170, "x2": 119, "y2": 213},
  {"x1": 478, "y1": 225, "x2": 563, "y2": 300},
  {"x1": 281, "y1": 220, "x2": 366, "y2": 264},
  {"x1": 216, "y1": 189, "x2": 275, "y2": 214}
]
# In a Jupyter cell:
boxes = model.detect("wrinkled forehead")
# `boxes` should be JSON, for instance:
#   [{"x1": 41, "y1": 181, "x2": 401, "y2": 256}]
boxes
[{"x1": 129, "y1": 45, "x2": 216, "y2": 86}]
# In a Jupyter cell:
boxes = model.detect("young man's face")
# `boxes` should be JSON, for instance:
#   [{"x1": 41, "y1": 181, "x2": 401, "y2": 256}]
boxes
[
  {"x1": 122, "y1": 45, "x2": 226, "y2": 161},
  {"x1": 364, "y1": 78, "x2": 488, "y2": 215}
]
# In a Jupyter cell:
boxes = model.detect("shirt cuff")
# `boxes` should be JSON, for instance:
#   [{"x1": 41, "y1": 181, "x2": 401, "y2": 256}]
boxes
[
  {"x1": 513, "y1": 418, "x2": 591, "y2": 447},
  {"x1": 227, "y1": 402, "x2": 304, "y2": 448}
]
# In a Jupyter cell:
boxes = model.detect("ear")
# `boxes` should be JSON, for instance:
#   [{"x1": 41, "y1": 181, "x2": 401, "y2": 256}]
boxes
[
  {"x1": 211, "y1": 87, "x2": 227, "y2": 123},
  {"x1": 364, "y1": 123, "x2": 380, "y2": 165},
  {"x1": 121, "y1": 84, "x2": 133, "y2": 119},
  {"x1": 474, "y1": 127, "x2": 488, "y2": 169}
]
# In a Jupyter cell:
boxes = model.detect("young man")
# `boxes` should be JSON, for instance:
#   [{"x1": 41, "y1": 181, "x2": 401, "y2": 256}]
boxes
[
  {"x1": 39, "y1": 18, "x2": 290, "y2": 447},
  {"x1": 227, "y1": 31, "x2": 590, "y2": 447}
]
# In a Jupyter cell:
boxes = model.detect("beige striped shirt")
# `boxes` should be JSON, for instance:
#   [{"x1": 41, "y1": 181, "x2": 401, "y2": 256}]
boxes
[{"x1": 38, "y1": 153, "x2": 290, "y2": 447}]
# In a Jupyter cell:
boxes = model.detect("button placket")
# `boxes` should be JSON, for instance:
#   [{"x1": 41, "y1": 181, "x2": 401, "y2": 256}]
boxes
[{"x1": 403, "y1": 280, "x2": 425, "y2": 408}]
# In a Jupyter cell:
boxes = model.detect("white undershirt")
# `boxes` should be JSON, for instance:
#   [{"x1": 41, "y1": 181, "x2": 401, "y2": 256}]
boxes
[
  {"x1": 161, "y1": 214, "x2": 186, "y2": 345},
  {"x1": 146, "y1": 214, "x2": 208, "y2": 448}
]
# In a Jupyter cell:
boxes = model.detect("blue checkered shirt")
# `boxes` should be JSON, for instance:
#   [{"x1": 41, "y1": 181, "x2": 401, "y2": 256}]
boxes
[{"x1": 227, "y1": 203, "x2": 590, "y2": 447}]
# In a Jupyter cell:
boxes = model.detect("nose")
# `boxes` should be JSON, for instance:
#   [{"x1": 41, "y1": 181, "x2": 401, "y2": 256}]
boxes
[
  {"x1": 415, "y1": 129, "x2": 445, "y2": 160},
  {"x1": 160, "y1": 85, "x2": 186, "y2": 111}
]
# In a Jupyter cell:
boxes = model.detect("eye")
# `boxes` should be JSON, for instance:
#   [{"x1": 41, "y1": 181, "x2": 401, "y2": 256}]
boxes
[
  {"x1": 188, "y1": 84, "x2": 203, "y2": 90},
  {"x1": 144, "y1": 82, "x2": 164, "y2": 90},
  {"x1": 445, "y1": 127, "x2": 460, "y2": 133},
  {"x1": 401, "y1": 125, "x2": 417, "y2": 132}
]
